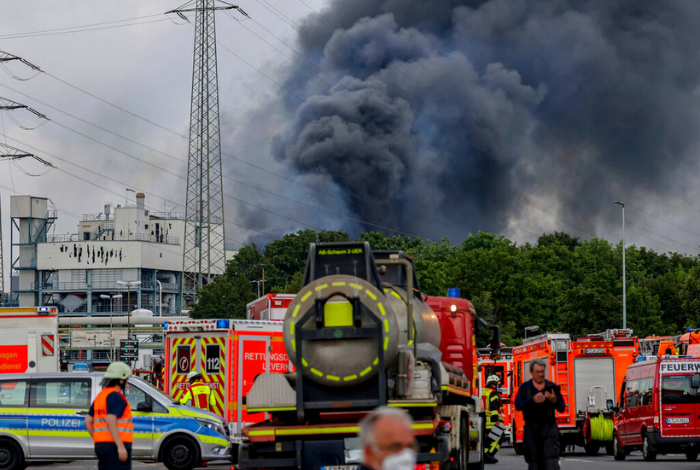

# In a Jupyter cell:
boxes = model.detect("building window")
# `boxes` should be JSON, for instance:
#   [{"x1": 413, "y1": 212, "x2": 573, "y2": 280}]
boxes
[{"x1": 83, "y1": 232, "x2": 90, "y2": 241}]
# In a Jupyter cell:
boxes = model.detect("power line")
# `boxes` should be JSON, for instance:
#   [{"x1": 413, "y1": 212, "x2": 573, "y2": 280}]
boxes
[{"x1": 0, "y1": 16, "x2": 171, "y2": 40}]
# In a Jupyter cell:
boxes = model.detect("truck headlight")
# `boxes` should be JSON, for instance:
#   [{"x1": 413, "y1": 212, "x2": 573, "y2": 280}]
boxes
[{"x1": 196, "y1": 418, "x2": 227, "y2": 437}]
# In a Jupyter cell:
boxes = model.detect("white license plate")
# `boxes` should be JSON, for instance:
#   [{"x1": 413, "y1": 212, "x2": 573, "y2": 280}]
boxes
[
  {"x1": 667, "y1": 417, "x2": 690, "y2": 424},
  {"x1": 321, "y1": 466, "x2": 359, "y2": 470}
]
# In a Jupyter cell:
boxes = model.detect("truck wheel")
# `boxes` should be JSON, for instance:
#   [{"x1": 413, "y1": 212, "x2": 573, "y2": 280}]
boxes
[
  {"x1": 0, "y1": 439, "x2": 25, "y2": 470},
  {"x1": 161, "y1": 436, "x2": 201, "y2": 470},
  {"x1": 452, "y1": 415, "x2": 468, "y2": 470},
  {"x1": 642, "y1": 433, "x2": 656, "y2": 462},
  {"x1": 583, "y1": 442, "x2": 600, "y2": 456},
  {"x1": 605, "y1": 442, "x2": 614, "y2": 456},
  {"x1": 685, "y1": 451, "x2": 698, "y2": 461},
  {"x1": 467, "y1": 416, "x2": 484, "y2": 470},
  {"x1": 612, "y1": 433, "x2": 626, "y2": 461}
]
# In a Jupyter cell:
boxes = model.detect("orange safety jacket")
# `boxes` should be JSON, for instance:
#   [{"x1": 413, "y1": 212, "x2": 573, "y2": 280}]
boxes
[
  {"x1": 92, "y1": 387, "x2": 134, "y2": 444},
  {"x1": 179, "y1": 380, "x2": 215, "y2": 411}
]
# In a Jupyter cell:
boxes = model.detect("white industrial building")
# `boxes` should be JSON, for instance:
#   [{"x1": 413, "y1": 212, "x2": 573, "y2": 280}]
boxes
[{"x1": 8, "y1": 193, "x2": 238, "y2": 365}]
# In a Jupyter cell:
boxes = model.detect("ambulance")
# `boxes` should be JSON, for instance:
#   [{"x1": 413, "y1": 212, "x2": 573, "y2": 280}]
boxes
[
  {"x1": 478, "y1": 346, "x2": 514, "y2": 442},
  {"x1": 0, "y1": 372, "x2": 230, "y2": 470},
  {"x1": 612, "y1": 356, "x2": 700, "y2": 461},
  {"x1": 0, "y1": 307, "x2": 59, "y2": 374},
  {"x1": 163, "y1": 319, "x2": 289, "y2": 439}
]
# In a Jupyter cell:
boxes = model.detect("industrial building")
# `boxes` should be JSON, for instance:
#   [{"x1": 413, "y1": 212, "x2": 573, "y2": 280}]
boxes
[{"x1": 6, "y1": 193, "x2": 238, "y2": 366}]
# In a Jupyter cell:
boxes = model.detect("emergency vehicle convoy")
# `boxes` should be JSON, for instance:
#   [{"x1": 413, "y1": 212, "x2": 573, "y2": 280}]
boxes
[
  {"x1": 0, "y1": 307, "x2": 60, "y2": 374},
  {"x1": 612, "y1": 356, "x2": 700, "y2": 461},
  {"x1": 237, "y1": 243, "x2": 500, "y2": 470},
  {"x1": 511, "y1": 329, "x2": 637, "y2": 455},
  {"x1": 163, "y1": 318, "x2": 289, "y2": 438},
  {"x1": 478, "y1": 347, "x2": 513, "y2": 442},
  {"x1": 0, "y1": 372, "x2": 230, "y2": 470}
]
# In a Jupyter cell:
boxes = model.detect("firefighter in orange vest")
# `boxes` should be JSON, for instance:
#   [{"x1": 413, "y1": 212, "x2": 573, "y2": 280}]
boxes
[
  {"x1": 179, "y1": 371, "x2": 215, "y2": 411},
  {"x1": 85, "y1": 362, "x2": 134, "y2": 470}
]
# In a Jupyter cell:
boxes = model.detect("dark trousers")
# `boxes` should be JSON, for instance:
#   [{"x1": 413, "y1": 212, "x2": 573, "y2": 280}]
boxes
[
  {"x1": 523, "y1": 422, "x2": 560, "y2": 470},
  {"x1": 95, "y1": 442, "x2": 133, "y2": 470},
  {"x1": 484, "y1": 424, "x2": 505, "y2": 457}
]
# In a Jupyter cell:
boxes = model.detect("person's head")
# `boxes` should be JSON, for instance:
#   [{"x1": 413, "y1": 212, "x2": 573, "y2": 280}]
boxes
[
  {"x1": 100, "y1": 361, "x2": 132, "y2": 390},
  {"x1": 530, "y1": 360, "x2": 546, "y2": 385},
  {"x1": 187, "y1": 371, "x2": 202, "y2": 383},
  {"x1": 486, "y1": 375, "x2": 500, "y2": 389},
  {"x1": 358, "y1": 407, "x2": 416, "y2": 470}
]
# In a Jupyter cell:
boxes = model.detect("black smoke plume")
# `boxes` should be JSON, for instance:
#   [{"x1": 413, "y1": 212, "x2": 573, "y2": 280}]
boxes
[{"x1": 237, "y1": 0, "x2": 700, "y2": 244}]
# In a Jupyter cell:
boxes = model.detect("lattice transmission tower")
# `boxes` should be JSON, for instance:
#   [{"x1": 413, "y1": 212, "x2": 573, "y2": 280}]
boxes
[{"x1": 168, "y1": 1, "x2": 245, "y2": 306}]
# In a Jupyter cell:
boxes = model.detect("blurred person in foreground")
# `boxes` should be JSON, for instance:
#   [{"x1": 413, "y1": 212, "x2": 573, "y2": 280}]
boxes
[
  {"x1": 85, "y1": 362, "x2": 134, "y2": 470},
  {"x1": 358, "y1": 406, "x2": 417, "y2": 470},
  {"x1": 515, "y1": 359, "x2": 566, "y2": 470}
]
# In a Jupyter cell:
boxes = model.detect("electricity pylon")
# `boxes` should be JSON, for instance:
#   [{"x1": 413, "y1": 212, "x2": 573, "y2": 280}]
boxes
[{"x1": 168, "y1": 1, "x2": 246, "y2": 306}]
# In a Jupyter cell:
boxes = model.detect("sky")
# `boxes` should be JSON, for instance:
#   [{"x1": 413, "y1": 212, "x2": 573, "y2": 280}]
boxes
[{"x1": 3, "y1": 0, "x2": 700, "y2": 291}]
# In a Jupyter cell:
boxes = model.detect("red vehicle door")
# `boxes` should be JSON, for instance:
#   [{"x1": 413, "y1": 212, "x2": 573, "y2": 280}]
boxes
[{"x1": 659, "y1": 373, "x2": 697, "y2": 438}]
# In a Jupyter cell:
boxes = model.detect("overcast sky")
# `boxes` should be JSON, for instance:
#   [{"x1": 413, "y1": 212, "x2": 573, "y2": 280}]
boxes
[{"x1": 3, "y1": 1, "x2": 700, "y2": 292}]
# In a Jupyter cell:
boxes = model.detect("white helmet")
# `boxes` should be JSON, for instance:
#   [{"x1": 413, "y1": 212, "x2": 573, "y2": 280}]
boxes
[
  {"x1": 187, "y1": 371, "x2": 202, "y2": 381},
  {"x1": 486, "y1": 375, "x2": 500, "y2": 386}
]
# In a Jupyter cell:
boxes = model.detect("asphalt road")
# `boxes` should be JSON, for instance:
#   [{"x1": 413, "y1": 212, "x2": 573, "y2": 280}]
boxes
[{"x1": 23, "y1": 446, "x2": 699, "y2": 470}]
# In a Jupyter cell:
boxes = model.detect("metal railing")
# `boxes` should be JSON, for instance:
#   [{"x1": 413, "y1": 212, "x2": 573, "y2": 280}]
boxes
[
  {"x1": 149, "y1": 211, "x2": 187, "y2": 220},
  {"x1": 83, "y1": 213, "x2": 114, "y2": 222},
  {"x1": 47, "y1": 233, "x2": 180, "y2": 245}
]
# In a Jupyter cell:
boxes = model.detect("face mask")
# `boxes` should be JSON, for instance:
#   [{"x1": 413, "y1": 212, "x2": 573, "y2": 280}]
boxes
[{"x1": 381, "y1": 448, "x2": 417, "y2": 470}]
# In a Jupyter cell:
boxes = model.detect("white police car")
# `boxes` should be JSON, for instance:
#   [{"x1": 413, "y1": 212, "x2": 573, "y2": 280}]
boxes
[{"x1": 0, "y1": 372, "x2": 230, "y2": 470}]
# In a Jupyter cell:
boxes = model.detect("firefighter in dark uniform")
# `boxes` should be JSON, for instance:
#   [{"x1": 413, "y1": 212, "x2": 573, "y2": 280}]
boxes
[
  {"x1": 85, "y1": 362, "x2": 134, "y2": 470},
  {"x1": 515, "y1": 360, "x2": 566, "y2": 470},
  {"x1": 482, "y1": 374, "x2": 505, "y2": 464}
]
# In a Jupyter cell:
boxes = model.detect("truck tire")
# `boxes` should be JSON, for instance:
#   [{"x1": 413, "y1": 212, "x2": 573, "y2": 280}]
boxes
[
  {"x1": 0, "y1": 439, "x2": 25, "y2": 470},
  {"x1": 642, "y1": 433, "x2": 656, "y2": 462},
  {"x1": 685, "y1": 451, "x2": 698, "y2": 461},
  {"x1": 161, "y1": 436, "x2": 201, "y2": 470},
  {"x1": 612, "y1": 433, "x2": 626, "y2": 461},
  {"x1": 452, "y1": 415, "x2": 468, "y2": 470},
  {"x1": 605, "y1": 442, "x2": 614, "y2": 456},
  {"x1": 583, "y1": 442, "x2": 600, "y2": 456},
  {"x1": 467, "y1": 416, "x2": 484, "y2": 470}
]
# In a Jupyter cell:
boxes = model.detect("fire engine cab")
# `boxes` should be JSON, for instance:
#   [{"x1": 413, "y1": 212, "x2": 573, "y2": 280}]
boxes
[{"x1": 163, "y1": 319, "x2": 289, "y2": 439}]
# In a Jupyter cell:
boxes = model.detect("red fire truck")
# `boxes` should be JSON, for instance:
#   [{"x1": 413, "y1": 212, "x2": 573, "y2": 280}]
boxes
[
  {"x1": 246, "y1": 293, "x2": 295, "y2": 321},
  {"x1": 512, "y1": 333, "x2": 574, "y2": 453},
  {"x1": 478, "y1": 346, "x2": 514, "y2": 442},
  {"x1": 512, "y1": 330, "x2": 638, "y2": 455},
  {"x1": 163, "y1": 318, "x2": 289, "y2": 438}
]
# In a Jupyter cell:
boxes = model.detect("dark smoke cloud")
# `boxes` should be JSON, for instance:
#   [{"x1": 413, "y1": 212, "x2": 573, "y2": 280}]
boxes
[{"x1": 239, "y1": 0, "x2": 700, "y2": 245}]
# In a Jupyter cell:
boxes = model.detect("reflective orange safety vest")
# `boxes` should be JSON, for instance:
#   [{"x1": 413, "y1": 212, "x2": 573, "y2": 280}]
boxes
[
  {"x1": 92, "y1": 387, "x2": 134, "y2": 444},
  {"x1": 180, "y1": 380, "x2": 214, "y2": 411}
]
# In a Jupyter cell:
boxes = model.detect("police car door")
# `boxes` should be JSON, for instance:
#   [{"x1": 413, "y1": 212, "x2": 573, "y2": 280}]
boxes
[
  {"x1": 27, "y1": 377, "x2": 94, "y2": 458},
  {"x1": 123, "y1": 381, "x2": 153, "y2": 458}
]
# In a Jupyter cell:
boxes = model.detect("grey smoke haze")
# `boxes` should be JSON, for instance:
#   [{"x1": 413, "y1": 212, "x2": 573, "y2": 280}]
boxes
[{"x1": 237, "y1": 0, "x2": 700, "y2": 245}]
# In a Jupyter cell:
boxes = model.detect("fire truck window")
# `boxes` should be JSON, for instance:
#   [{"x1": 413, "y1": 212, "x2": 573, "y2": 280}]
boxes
[
  {"x1": 618, "y1": 382, "x2": 626, "y2": 408},
  {"x1": 641, "y1": 377, "x2": 654, "y2": 406},
  {"x1": 662, "y1": 376, "x2": 693, "y2": 404}
]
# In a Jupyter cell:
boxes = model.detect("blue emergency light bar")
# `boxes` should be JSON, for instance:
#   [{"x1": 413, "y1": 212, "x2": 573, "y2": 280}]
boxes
[{"x1": 216, "y1": 319, "x2": 229, "y2": 329}]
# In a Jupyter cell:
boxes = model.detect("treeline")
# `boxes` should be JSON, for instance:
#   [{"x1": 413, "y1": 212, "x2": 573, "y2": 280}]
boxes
[{"x1": 192, "y1": 229, "x2": 700, "y2": 344}]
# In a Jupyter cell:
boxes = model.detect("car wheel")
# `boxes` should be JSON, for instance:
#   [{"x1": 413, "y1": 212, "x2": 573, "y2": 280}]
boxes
[
  {"x1": 0, "y1": 439, "x2": 25, "y2": 470},
  {"x1": 686, "y1": 451, "x2": 698, "y2": 461},
  {"x1": 642, "y1": 433, "x2": 657, "y2": 462},
  {"x1": 161, "y1": 436, "x2": 201, "y2": 470},
  {"x1": 613, "y1": 433, "x2": 626, "y2": 461}
]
